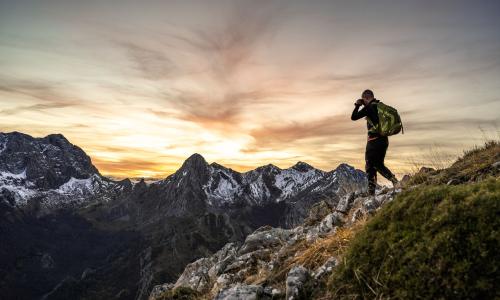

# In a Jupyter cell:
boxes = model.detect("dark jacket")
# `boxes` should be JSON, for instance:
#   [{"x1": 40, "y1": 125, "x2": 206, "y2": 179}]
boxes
[{"x1": 351, "y1": 99, "x2": 381, "y2": 139}]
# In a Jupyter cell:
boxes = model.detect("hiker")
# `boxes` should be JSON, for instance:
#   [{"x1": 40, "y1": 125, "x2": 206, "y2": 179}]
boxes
[{"x1": 351, "y1": 89, "x2": 400, "y2": 196}]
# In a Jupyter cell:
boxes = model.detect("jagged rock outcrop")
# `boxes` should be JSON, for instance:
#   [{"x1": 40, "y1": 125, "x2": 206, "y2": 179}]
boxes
[
  {"x1": 149, "y1": 188, "x2": 399, "y2": 300},
  {"x1": 286, "y1": 266, "x2": 310, "y2": 300}
]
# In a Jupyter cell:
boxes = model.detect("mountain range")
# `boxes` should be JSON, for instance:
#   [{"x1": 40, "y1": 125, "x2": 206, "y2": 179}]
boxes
[{"x1": 0, "y1": 131, "x2": 367, "y2": 300}]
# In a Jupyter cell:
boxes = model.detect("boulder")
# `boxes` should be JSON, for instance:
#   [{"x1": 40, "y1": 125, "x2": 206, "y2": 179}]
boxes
[
  {"x1": 285, "y1": 266, "x2": 311, "y2": 300},
  {"x1": 211, "y1": 273, "x2": 235, "y2": 295},
  {"x1": 175, "y1": 243, "x2": 239, "y2": 292},
  {"x1": 335, "y1": 192, "x2": 356, "y2": 214},
  {"x1": 305, "y1": 226, "x2": 320, "y2": 243},
  {"x1": 148, "y1": 283, "x2": 174, "y2": 300},
  {"x1": 303, "y1": 201, "x2": 332, "y2": 225},
  {"x1": 264, "y1": 286, "x2": 283, "y2": 298},
  {"x1": 238, "y1": 227, "x2": 293, "y2": 255},
  {"x1": 363, "y1": 198, "x2": 378, "y2": 214},
  {"x1": 313, "y1": 257, "x2": 338, "y2": 280},
  {"x1": 174, "y1": 257, "x2": 213, "y2": 292},
  {"x1": 215, "y1": 284, "x2": 270, "y2": 300},
  {"x1": 208, "y1": 243, "x2": 239, "y2": 278},
  {"x1": 317, "y1": 212, "x2": 343, "y2": 234}
]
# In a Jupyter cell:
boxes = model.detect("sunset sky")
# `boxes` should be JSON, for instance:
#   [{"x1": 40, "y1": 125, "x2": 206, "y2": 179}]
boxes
[{"x1": 1, "y1": 0, "x2": 499, "y2": 178}]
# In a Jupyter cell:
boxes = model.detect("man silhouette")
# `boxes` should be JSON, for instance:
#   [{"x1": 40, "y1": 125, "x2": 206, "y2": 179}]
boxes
[{"x1": 351, "y1": 89, "x2": 398, "y2": 196}]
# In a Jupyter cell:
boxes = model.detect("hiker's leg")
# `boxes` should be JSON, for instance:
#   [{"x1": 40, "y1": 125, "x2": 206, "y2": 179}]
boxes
[
  {"x1": 365, "y1": 141, "x2": 378, "y2": 195},
  {"x1": 365, "y1": 162, "x2": 377, "y2": 195},
  {"x1": 372, "y1": 137, "x2": 398, "y2": 187},
  {"x1": 374, "y1": 137, "x2": 395, "y2": 180}
]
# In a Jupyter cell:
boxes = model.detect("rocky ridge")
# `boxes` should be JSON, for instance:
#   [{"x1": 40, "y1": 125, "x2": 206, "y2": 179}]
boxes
[{"x1": 149, "y1": 187, "x2": 399, "y2": 300}]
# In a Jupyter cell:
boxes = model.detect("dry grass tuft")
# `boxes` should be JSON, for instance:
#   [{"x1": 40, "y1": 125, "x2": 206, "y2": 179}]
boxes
[
  {"x1": 266, "y1": 218, "x2": 368, "y2": 290},
  {"x1": 291, "y1": 223, "x2": 365, "y2": 271},
  {"x1": 406, "y1": 140, "x2": 499, "y2": 186}
]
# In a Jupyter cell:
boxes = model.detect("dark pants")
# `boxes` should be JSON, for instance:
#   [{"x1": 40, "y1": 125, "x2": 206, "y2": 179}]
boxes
[{"x1": 365, "y1": 136, "x2": 395, "y2": 195}]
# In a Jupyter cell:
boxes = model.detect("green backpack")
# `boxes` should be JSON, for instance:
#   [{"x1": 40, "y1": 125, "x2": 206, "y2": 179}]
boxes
[{"x1": 368, "y1": 102, "x2": 404, "y2": 136}]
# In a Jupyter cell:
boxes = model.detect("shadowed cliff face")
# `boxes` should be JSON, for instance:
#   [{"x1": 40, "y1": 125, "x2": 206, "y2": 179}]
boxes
[
  {"x1": 0, "y1": 204, "x2": 143, "y2": 300},
  {"x1": 0, "y1": 131, "x2": 367, "y2": 300}
]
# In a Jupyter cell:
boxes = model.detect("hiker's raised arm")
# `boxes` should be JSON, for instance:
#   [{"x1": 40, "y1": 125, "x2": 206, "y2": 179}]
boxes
[{"x1": 351, "y1": 102, "x2": 367, "y2": 120}]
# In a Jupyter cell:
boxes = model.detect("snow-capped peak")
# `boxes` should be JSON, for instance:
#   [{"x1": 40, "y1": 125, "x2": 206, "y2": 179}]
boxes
[{"x1": 200, "y1": 159, "x2": 364, "y2": 207}]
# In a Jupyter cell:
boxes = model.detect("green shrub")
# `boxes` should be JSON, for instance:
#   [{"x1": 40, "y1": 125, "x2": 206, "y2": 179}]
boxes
[{"x1": 330, "y1": 178, "x2": 500, "y2": 299}]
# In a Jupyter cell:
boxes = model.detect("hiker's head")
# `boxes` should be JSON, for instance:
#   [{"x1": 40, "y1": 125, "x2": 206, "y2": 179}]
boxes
[{"x1": 361, "y1": 89, "x2": 375, "y2": 105}]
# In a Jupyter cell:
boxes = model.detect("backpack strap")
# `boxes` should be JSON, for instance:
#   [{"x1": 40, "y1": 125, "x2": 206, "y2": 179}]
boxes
[{"x1": 366, "y1": 102, "x2": 381, "y2": 135}]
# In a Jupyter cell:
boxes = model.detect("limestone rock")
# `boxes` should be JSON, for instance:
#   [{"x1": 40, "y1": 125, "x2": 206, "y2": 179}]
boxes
[
  {"x1": 313, "y1": 257, "x2": 338, "y2": 280},
  {"x1": 238, "y1": 227, "x2": 294, "y2": 255},
  {"x1": 215, "y1": 284, "x2": 270, "y2": 300},
  {"x1": 148, "y1": 283, "x2": 174, "y2": 300},
  {"x1": 318, "y1": 212, "x2": 343, "y2": 234},
  {"x1": 286, "y1": 266, "x2": 311, "y2": 300},
  {"x1": 303, "y1": 201, "x2": 332, "y2": 225},
  {"x1": 335, "y1": 192, "x2": 356, "y2": 214}
]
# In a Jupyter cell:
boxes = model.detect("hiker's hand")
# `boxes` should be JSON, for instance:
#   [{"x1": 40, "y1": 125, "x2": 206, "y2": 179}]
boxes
[{"x1": 355, "y1": 99, "x2": 363, "y2": 106}]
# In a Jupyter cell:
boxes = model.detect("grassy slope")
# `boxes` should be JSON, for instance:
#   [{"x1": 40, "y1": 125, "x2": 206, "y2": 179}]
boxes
[
  {"x1": 408, "y1": 140, "x2": 499, "y2": 185},
  {"x1": 329, "y1": 177, "x2": 499, "y2": 299}
]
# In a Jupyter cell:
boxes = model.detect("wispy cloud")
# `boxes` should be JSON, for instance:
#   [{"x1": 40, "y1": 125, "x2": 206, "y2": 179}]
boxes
[
  {"x1": 244, "y1": 115, "x2": 358, "y2": 152},
  {"x1": 0, "y1": 79, "x2": 75, "y2": 102},
  {"x1": 112, "y1": 0, "x2": 292, "y2": 130},
  {"x1": 117, "y1": 41, "x2": 179, "y2": 80},
  {"x1": 0, "y1": 101, "x2": 76, "y2": 114}
]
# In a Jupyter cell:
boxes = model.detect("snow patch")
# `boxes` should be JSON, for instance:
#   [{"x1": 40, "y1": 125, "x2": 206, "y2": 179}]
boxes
[
  {"x1": 204, "y1": 166, "x2": 241, "y2": 205},
  {"x1": 0, "y1": 169, "x2": 27, "y2": 180},
  {"x1": 274, "y1": 168, "x2": 324, "y2": 201},
  {"x1": 56, "y1": 176, "x2": 94, "y2": 194},
  {"x1": 0, "y1": 184, "x2": 37, "y2": 205}
]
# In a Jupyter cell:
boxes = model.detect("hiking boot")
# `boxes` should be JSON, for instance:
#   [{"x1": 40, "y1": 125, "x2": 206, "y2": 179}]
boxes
[
  {"x1": 390, "y1": 176, "x2": 401, "y2": 188},
  {"x1": 390, "y1": 176, "x2": 401, "y2": 193}
]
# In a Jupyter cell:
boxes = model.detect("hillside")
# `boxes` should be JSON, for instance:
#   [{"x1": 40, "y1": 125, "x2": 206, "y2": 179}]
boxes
[{"x1": 149, "y1": 141, "x2": 500, "y2": 300}]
